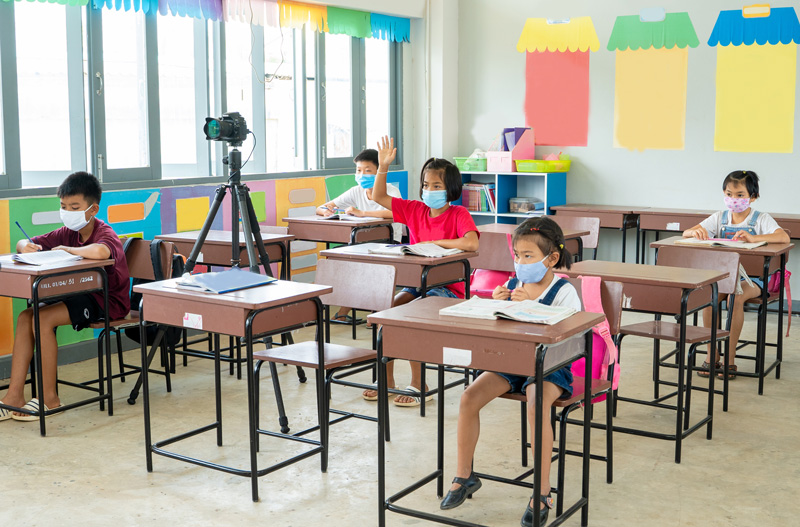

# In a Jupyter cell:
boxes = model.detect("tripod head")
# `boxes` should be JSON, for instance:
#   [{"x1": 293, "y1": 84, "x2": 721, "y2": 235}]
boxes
[{"x1": 223, "y1": 148, "x2": 242, "y2": 184}]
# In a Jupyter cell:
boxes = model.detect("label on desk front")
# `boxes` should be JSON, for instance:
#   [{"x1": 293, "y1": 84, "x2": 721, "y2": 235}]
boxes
[
  {"x1": 666, "y1": 222, "x2": 681, "y2": 231},
  {"x1": 443, "y1": 347, "x2": 472, "y2": 367},
  {"x1": 183, "y1": 313, "x2": 203, "y2": 329}
]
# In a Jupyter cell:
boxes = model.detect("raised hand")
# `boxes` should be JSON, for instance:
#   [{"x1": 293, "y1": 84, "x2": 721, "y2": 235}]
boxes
[{"x1": 377, "y1": 136, "x2": 397, "y2": 169}]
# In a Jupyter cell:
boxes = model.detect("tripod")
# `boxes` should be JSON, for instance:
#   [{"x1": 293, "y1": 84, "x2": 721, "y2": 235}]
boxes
[{"x1": 184, "y1": 148, "x2": 273, "y2": 275}]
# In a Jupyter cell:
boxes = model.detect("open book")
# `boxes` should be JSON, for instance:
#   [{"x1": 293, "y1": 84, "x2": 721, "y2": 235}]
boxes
[
  {"x1": 320, "y1": 214, "x2": 383, "y2": 221},
  {"x1": 367, "y1": 243, "x2": 463, "y2": 258},
  {"x1": 176, "y1": 269, "x2": 276, "y2": 294},
  {"x1": 13, "y1": 249, "x2": 83, "y2": 266},
  {"x1": 675, "y1": 238, "x2": 767, "y2": 249},
  {"x1": 439, "y1": 297, "x2": 577, "y2": 325}
]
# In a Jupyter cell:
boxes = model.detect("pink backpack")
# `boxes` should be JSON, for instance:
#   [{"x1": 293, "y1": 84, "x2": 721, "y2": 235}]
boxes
[
  {"x1": 768, "y1": 269, "x2": 791, "y2": 337},
  {"x1": 561, "y1": 274, "x2": 620, "y2": 403}
]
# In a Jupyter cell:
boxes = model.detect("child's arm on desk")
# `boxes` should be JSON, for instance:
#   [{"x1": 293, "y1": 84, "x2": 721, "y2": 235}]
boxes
[
  {"x1": 316, "y1": 201, "x2": 337, "y2": 217},
  {"x1": 731, "y1": 228, "x2": 790, "y2": 244},
  {"x1": 371, "y1": 136, "x2": 397, "y2": 211},
  {"x1": 424, "y1": 232, "x2": 479, "y2": 252},
  {"x1": 53, "y1": 244, "x2": 111, "y2": 260},
  {"x1": 683, "y1": 224, "x2": 709, "y2": 240},
  {"x1": 345, "y1": 207, "x2": 394, "y2": 219}
]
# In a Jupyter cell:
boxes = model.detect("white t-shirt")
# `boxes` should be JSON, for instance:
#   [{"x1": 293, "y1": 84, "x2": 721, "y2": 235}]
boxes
[
  {"x1": 333, "y1": 184, "x2": 403, "y2": 241},
  {"x1": 504, "y1": 276, "x2": 582, "y2": 311},
  {"x1": 699, "y1": 210, "x2": 781, "y2": 238}
]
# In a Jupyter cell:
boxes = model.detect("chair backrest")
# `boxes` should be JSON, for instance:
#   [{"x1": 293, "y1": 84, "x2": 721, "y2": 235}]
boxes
[
  {"x1": 550, "y1": 215, "x2": 601, "y2": 250},
  {"x1": 656, "y1": 245, "x2": 740, "y2": 295},
  {"x1": 315, "y1": 259, "x2": 397, "y2": 312},
  {"x1": 468, "y1": 231, "x2": 514, "y2": 272},
  {"x1": 123, "y1": 238, "x2": 176, "y2": 281},
  {"x1": 561, "y1": 277, "x2": 624, "y2": 335}
]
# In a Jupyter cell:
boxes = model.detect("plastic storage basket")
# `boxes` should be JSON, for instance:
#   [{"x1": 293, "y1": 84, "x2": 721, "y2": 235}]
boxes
[
  {"x1": 515, "y1": 159, "x2": 571, "y2": 173},
  {"x1": 453, "y1": 157, "x2": 488, "y2": 172}
]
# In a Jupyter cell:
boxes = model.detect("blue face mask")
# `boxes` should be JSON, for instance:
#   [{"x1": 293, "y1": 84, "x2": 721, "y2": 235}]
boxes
[
  {"x1": 356, "y1": 174, "x2": 376, "y2": 189},
  {"x1": 422, "y1": 189, "x2": 448, "y2": 209},
  {"x1": 514, "y1": 255, "x2": 551, "y2": 284}
]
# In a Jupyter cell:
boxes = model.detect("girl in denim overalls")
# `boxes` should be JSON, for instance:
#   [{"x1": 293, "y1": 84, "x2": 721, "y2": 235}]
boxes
[{"x1": 683, "y1": 170, "x2": 789, "y2": 379}]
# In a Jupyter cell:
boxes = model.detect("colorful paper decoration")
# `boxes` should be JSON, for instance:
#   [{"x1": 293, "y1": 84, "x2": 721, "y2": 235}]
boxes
[
  {"x1": 708, "y1": 6, "x2": 800, "y2": 153},
  {"x1": 278, "y1": 0, "x2": 327, "y2": 32},
  {"x1": 222, "y1": 0, "x2": 278, "y2": 27},
  {"x1": 327, "y1": 7, "x2": 371, "y2": 39},
  {"x1": 158, "y1": 0, "x2": 222, "y2": 20},
  {"x1": 517, "y1": 17, "x2": 599, "y2": 146},
  {"x1": 2, "y1": 0, "x2": 89, "y2": 5},
  {"x1": 608, "y1": 12, "x2": 699, "y2": 151},
  {"x1": 371, "y1": 13, "x2": 411, "y2": 43},
  {"x1": 92, "y1": 0, "x2": 160, "y2": 15}
]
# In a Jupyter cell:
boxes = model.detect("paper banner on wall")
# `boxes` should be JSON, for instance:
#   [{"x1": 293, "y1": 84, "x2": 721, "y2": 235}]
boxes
[
  {"x1": 0, "y1": 200, "x2": 11, "y2": 355},
  {"x1": 517, "y1": 17, "x2": 599, "y2": 146},
  {"x1": 160, "y1": 186, "x2": 223, "y2": 236},
  {"x1": 708, "y1": 6, "x2": 800, "y2": 153},
  {"x1": 608, "y1": 12, "x2": 699, "y2": 151},
  {"x1": 98, "y1": 190, "x2": 161, "y2": 240}
]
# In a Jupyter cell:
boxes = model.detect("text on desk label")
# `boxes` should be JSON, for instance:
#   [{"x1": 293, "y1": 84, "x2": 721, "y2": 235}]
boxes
[{"x1": 443, "y1": 347, "x2": 472, "y2": 367}]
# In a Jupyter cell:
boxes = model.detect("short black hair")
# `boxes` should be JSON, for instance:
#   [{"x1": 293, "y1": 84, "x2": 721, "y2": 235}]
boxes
[
  {"x1": 512, "y1": 216, "x2": 572, "y2": 270},
  {"x1": 420, "y1": 158, "x2": 462, "y2": 202},
  {"x1": 354, "y1": 149, "x2": 379, "y2": 169},
  {"x1": 722, "y1": 170, "x2": 759, "y2": 198},
  {"x1": 57, "y1": 171, "x2": 102, "y2": 204}
]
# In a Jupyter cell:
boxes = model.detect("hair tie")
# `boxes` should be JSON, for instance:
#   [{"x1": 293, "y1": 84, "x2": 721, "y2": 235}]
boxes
[
  {"x1": 529, "y1": 227, "x2": 539, "y2": 232},
  {"x1": 559, "y1": 243, "x2": 564, "y2": 249}
]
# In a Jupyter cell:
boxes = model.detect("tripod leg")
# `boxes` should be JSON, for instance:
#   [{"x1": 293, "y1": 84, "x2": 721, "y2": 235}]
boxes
[
  {"x1": 184, "y1": 184, "x2": 229, "y2": 273},
  {"x1": 233, "y1": 184, "x2": 261, "y2": 274},
  {"x1": 241, "y1": 185, "x2": 275, "y2": 277}
]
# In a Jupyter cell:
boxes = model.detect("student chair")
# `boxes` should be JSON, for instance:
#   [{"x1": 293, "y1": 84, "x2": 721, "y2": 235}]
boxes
[
  {"x1": 498, "y1": 277, "x2": 623, "y2": 517},
  {"x1": 83, "y1": 238, "x2": 176, "y2": 402},
  {"x1": 550, "y1": 215, "x2": 601, "y2": 261},
  {"x1": 618, "y1": 246, "x2": 739, "y2": 417},
  {"x1": 252, "y1": 259, "x2": 396, "y2": 450}
]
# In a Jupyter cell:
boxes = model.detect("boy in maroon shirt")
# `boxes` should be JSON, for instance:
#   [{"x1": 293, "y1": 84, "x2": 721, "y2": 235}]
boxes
[{"x1": 0, "y1": 171, "x2": 129, "y2": 421}]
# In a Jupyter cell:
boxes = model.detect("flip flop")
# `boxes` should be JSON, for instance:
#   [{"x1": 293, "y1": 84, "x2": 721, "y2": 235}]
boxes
[
  {"x1": 11, "y1": 398, "x2": 59, "y2": 422},
  {"x1": 697, "y1": 361, "x2": 721, "y2": 378},
  {"x1": 0, "y1": 401, "x2": 12, "y2": 422},
  {"x1": 362, "y1": 383, "x2": 399, "y2": 401},
  {"x1": 393, "y1": 386, "x2": 434, "y2": 408}
]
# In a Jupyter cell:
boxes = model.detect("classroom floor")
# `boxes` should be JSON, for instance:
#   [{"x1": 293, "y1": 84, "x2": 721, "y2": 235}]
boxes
[{"x1": 1, "y1": 310, "x2": 798, "y2": 527}]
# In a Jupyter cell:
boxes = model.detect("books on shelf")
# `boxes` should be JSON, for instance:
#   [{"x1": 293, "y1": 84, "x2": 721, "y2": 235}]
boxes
[
  {"x1": 462, "y1": 182, "x2": 495, "y2": 213},
  {"x1": 12, "y1": 249, "x2": 83, "y2": 266},
  {"x1": 367, "y1": 243, "x2": 464, "y2": 258},
  {"x1": 176, "y1": 268, "x2": 276, "y2": 294},
  {"x1": 439, "y1": 297, "x2": 577, "y2": 325},
  {"x1": 674, "y1": 238, "x2": 767, "y2": 249}
]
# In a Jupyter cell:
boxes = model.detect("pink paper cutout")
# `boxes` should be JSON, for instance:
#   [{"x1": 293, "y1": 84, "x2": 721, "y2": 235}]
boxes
[{"x1": 524, "y1": 50, "x2": 590, "y2": 147}]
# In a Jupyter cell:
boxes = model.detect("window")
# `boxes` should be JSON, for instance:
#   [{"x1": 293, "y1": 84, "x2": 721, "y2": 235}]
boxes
[
  {"x1": 323, "y1": 33, "x2": 353, "y2": 161},
  {"x1": 364, "y1": 38, "x2": 391, "y2": 151},
  {"x1": 264, "y1": 25, "x2": 299, "y2": 173},
  {"x1": 305, "y1": 28, "x2": 318, "y2": 171}
]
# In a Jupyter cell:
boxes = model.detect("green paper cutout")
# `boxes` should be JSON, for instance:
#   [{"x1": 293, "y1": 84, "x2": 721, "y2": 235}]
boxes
[
  {"x1": 326, "y1": 7, "x2": 372, "y2": 39},
  {"x1": 324, "y1": 174, "x2": 357, "y2": 202},
  {"x1": 607, "y1": 12, "x2": 699, "y2": 51}
]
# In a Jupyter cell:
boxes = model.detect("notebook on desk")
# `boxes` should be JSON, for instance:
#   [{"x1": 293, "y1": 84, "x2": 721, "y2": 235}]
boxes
[
  {"x1": 368, "y1": 243, "x2": 463, "y2": 258},
  {"x1": 320, "y1": 214, "x2": 383, "y2": 221},
  {"x1": 675, "y1": 238, "x2": 767, "y2": 249},
  {"x1": 439, "y1": 297, "x2": 577, "y2": 324},
  {"x1": 176, "y1": 268, "x2": 276, "y2": 294},
  {"x1": 12, "y1": 250, "x2": 83, "y2": 266}
]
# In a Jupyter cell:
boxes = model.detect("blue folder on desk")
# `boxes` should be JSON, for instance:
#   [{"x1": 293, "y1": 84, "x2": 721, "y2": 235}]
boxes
[{"x1": 177, "y1": 268, "x2": 276, "y2": 294}]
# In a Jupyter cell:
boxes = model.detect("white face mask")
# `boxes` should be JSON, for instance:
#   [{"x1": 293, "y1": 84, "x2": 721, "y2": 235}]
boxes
[{"x1": 60, "y1": 206, "x2": 93, "y2": 232}]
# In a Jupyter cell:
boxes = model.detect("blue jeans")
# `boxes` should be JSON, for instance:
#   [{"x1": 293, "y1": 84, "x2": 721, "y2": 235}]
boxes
[{"x1": 400, "y1": 286, "x2": 459, "y2": 299}]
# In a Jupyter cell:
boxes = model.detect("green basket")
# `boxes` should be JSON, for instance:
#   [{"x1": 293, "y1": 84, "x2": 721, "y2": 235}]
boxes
[
  {"x1": 453, "y1": 157, "x2": 488, "y2": 172},
  {"x1": 515, "y1": 159, "x2": 571, "y2": 173}
]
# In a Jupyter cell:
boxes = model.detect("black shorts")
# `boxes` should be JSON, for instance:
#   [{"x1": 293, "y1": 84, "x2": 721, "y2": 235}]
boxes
[{"x1": 57, "y1": 294, "x2": 104, "y2": 331}]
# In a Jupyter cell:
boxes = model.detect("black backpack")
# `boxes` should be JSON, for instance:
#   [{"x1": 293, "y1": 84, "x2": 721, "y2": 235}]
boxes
[{"x1": 123, "y1": 238, "x2": 185, "y2": 348}]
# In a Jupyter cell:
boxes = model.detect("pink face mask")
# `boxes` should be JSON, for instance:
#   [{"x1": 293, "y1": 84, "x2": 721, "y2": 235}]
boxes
[{"x1": 724, "y1": 196, "x2": 751, "y2": 214}]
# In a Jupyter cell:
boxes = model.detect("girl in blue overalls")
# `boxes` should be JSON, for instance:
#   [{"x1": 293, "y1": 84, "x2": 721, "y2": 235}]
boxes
[
  {"x1": 683, "y1": 170, "x2": 789, "y2": 379},
  {"x1": 440, "y1": 216, "x2": 582, "y2": 527}
]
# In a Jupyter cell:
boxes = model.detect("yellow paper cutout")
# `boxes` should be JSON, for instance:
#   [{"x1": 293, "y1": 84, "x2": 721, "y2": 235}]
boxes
[
  {"x1": 614, "y1": 47, "x2": 689, "y2": 151},
  {"x1": 714, "y1": 43, "x2": 797, "y2": 153},
  {"x1": 743, "y1": 4, "x2": 770, "y2": 18},
  {"x1": 278, "y1": 1, "x2": 328, "y2": 32},
  {"x1": 516, "y1": 17, "x2": 600, "y2": 53},
  {"x1": 176, "y1": 197, "x2": 210, "y2": 232},
  {"x1": 0, "y1": 200, "x2": 11, "y2": 355},
  {"x1": 274, "y1": 177, "x2": 328, "y2": 273}
]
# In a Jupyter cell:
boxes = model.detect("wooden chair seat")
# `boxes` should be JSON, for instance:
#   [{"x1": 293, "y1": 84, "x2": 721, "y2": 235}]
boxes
[
  {"x1": 89, "y1": 311, "x2": 140, "y2": 330},
  {"x1": 621, "y1": 320, "x2": 730, "y2": 344},
  {"x1": 252, "y1": 341, "x2": 375, "y2": 370},
  {"x1": 499, "y1": 377, "x2": 612, "y2": 407}
]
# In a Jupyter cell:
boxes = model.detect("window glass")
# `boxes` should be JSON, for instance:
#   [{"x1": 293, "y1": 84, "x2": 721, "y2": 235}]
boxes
[
  {"x1": 15, "y1": 3, "x2": 71, "y2": 173},
  {"x1": 158, "y1": 15, "x2": 198, "y2": 178},
  {"x1": 324, "y1": 33, "x2": 352, "y2": 159},
  {"x1": 264, "y1": 26, "x2": 298, "y2": 172},
  {"x1": 102, "y1": 9, "x2": 149, "y2": 169},
  {"x1": 305, "y1": 28, "x2": 317, "y2": 170},
  {"x1": 365, "y1": 38, "x2": 391, "y2": 151},
  {"x1": 225, "y1": 26, "x2": 254, "y2": 130}
]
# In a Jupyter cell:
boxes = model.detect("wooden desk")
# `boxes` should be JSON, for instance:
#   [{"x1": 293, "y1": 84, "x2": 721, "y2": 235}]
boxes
[
  {"x1": 634, "y1": 208, "x2": 715, "y2": 264},
  {"x1": 370, "y1": 297, "x2": 602, "y2": 527},
  {"x1": 650, "y1": 236, "x2": 794, "y2": 395},
  {"x1": 135, "y1": 278, "x2": 332, "y2": 502},
  {"x1": 772, "y1": 213, "x2": 800, "y2": 239},
  {"x1": 0, "y1": 255, "x2": 114, "y2": 436},
  {"x1": 474, "y1": 223, "x2": 590, "y2": 271},
  {"x1": 156, "y1": 230, "x2": 293, "y2": 280},
  {"x1": 560, "y1": 259, "x2": 728, "y2": 463},
  {"x1": 284, "y1": 215, "x2": 393, "y2": 246},
  {"x1": 551, "y1": 204, "x2": 640, "y2": 263}
]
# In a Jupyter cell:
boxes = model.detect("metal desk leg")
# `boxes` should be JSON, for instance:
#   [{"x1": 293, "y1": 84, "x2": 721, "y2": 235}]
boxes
[{"x1": 377, "y1": 333, "x2": 387, "y2": 527}]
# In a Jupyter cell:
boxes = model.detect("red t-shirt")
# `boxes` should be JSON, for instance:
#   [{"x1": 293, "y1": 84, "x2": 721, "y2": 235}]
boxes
[
  {"x1": 33, "y1": 219, "x2": 130, "y2": 321},
  {"x1": 391, "y1": 198, "x2": 479, "y2": 298}
]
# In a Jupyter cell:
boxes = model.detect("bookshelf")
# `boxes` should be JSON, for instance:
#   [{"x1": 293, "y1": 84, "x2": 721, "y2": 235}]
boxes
[{"x1": 455, "y1": 171, "x2": 567, "y2": 225}]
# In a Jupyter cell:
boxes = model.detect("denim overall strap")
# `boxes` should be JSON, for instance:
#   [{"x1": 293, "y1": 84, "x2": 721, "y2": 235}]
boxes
[
  {"x1": 720, "y1": 210, "x2": 759, "y2": 239},
  {"x1": 539, "y1": 277, "x2": 568, "y2": 306}
]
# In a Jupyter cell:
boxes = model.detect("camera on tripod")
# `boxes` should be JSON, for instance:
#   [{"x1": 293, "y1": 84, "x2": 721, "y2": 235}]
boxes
[{"x1": 203, "y1": 112, "x2": 250, "y2": 147}]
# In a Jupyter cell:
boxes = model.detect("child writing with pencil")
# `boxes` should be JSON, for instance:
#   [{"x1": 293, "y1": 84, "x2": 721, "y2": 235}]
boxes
[
  {"x1": 440, "y1": 216, "x2": 579, "y2": 526},
  {"x1": 683, "y1": 170, "x2": 789, "y2": 380},
  {"x1": 364, "y1": 136, "x2": 479, "y2": 407},
  {"x1": 0, "y1": 172, "x2": 129, "y2": 421}
]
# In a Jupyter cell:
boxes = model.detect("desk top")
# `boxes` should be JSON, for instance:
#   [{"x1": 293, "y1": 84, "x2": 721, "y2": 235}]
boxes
[
  {"x1": 650, "y1": 236, "x2": 795, "y2": 257},
  {"x1": 369, "y1": 296, "x2": 603, "y2": 345},
  {"x1": 157, "y1": 230, "x2": 294, "y2": 246},
  {"x1": 283, "y1": 215, "x2": 393, "y2": 227},
  {"x1": 551, "y1": 204, "x2": 638, "y2": 214},
  {"x1": 134, "y1": 278, "x2": 331, "y2": 310},
  {"x1": 320, "y1": 243, "x2": 478, "y2": 265},
  {"x1": 478, "y1": 223, "x2": 589, "y2": 240},
  {"x1": 560, "y1": 259, "x2": 728, "y2": 289},
  {"x1": 0, "y1": 254, "x2": 114, "y2": 275}
]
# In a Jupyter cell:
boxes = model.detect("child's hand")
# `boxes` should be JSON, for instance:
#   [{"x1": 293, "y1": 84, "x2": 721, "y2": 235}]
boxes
[
  {"x1": 20, "y1": 242, "x2": 42, "y2": 253},
  {"x1": 688, "y1": 227, "x2": 708, "y2": 241},
  {"x1": 492, "y1": 285, "x2": 510, "y2": 300},
  {"x1": 510, "y1": 288, "x2": 532, "y2": 302},
  {"x1": 345, "y1": 206, "x2": 362, "y2": 217},
  {"x1": 377, "y1": 136, "x2": 397, "y2": 168},
  {"x1": 321, "y1": 204, "x2": 335, "y2": 217},
  {"x1": 53, "y1": 245, "x2": 73, "y2": 254},
  {"x1": 732, "y1": 230, "x2": 755, "y2": 243}
]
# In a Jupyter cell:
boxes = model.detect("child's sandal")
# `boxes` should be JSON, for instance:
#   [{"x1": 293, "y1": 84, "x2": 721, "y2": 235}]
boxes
[
  {"x1": 697, "y1": 360, "x2": 721, "y2": 378},
  {"x1": 717, "y1": 364, "x2": 738, "y2": 380}
]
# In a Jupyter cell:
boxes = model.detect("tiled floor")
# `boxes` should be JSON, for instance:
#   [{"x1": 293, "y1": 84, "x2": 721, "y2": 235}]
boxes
[{"x1": 1, "y1": 310, "x2": 798, "y2": 526}]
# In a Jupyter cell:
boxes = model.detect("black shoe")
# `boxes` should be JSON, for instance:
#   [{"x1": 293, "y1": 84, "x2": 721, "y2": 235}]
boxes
[
  {"x1": 440, "y1": 472, "x2": 482, "y2": 510},
  {"x1": 520, "y1": 493, "x2": 553, "y2": 527}
]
